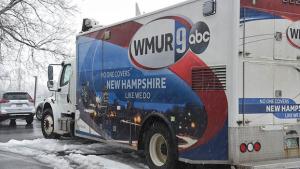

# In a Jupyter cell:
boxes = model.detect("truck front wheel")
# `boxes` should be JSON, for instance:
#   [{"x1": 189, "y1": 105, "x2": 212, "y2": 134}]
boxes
[
  {"x1": 144, "y1": 122, "x2": 178, "y2": 169},
  {"x1": 41, "y1": 108, "x2": 60, "y2": 139}
]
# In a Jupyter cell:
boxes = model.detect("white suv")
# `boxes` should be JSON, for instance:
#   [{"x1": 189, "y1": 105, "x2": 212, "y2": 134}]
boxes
[{"x1": 0, "y1": 92, "x2": 35, "y2": 125}]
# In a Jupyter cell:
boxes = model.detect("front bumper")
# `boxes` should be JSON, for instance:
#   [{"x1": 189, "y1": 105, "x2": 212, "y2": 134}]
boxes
[{"x1": 0, "y1": 113, "x2": 34, "y2": 122}]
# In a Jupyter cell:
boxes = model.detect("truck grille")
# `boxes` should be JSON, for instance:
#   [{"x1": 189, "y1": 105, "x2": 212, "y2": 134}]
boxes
[{"x1": 192, "y1": 66, "x2": 226, "y2": 90}]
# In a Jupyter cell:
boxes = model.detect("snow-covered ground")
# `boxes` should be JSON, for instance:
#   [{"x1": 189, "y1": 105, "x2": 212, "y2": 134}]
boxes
[{"x1": 0, "y1": 139, "x2": 148, "y2": 169}]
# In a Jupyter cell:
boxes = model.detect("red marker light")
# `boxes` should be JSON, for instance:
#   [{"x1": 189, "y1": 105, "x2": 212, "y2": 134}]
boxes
[
  {"x1": 254, "y1": 142, "x2": 261, "y2": 152},
  {"x1": 240, "y1": 143, "x2": 247, "y2": 153}
]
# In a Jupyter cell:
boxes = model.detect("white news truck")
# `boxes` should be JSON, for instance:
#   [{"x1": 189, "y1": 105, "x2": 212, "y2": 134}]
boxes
[{"x1": 42, "y1": 0, "x2": 300, "y2": 168}]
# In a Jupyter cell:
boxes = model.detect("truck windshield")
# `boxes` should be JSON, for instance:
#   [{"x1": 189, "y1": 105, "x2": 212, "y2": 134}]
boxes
[{"x1": 60, "y1": 64, "x2": 72, "y2": 87}]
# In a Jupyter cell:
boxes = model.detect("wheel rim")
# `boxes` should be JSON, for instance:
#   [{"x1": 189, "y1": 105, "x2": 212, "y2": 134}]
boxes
[
  {"x1": 149, "y1": 133, "x2": 168, "y2": 166},
  {"x1": 43, "y1": 114, "x2": 54, "y2": 135},
  {"x1": 37, "y1": 110, "x2": 42, "y2": 119}
]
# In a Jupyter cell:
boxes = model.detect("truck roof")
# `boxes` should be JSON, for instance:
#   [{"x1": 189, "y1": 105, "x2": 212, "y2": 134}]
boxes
[{"x1": 77, "y1": 0, "x2": 199, "y2": 37}]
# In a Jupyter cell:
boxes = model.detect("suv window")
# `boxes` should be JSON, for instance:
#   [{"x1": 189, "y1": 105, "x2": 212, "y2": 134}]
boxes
[
  {"x1": 3, "y1": 92, "x2": 31, "y2": 100},
  {"x1": 60, "y1": 64, "x2": 72, "y2": 87}
]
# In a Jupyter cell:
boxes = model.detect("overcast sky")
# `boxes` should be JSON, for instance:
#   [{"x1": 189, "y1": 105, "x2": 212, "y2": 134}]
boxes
[{"x1": 75, "y1": 0, "x2": 186, "y2": 30}]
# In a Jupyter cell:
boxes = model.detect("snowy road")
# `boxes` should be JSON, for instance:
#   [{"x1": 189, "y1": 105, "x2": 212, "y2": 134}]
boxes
[
  {"x1": 0, "y1": 138, "x2": 148, "y2": 169},
  {"x1": 0, "y1": 119, "x2": 148, "y2": 169},
  {"x1": 0, "y1": 119, "x2": 206, "y2": 169},
  {"x1": 0, "y1": 150, "x2": 52, "y2": 169}
]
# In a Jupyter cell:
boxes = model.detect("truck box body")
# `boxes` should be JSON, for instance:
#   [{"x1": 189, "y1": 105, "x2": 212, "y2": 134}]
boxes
[
  {"x1": 235, "y1": 0, "x2": 300, "y2": 164},
  {"x1": 72, "y1": 0, "x2": 300, "y2": 166}
]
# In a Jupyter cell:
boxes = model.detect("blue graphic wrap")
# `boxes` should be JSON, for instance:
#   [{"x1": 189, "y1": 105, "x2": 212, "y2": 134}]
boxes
[
  {"x1": 76, "y1": 36, "x2": 210, "y2": 152},
  {"x1": 174, "y1": 21, "x2": 189, "y2": 62},
  {"x1": 240, "y1": 8, "x2": 282, "y2": 23},
  {"x1": 239, "y1": 98, "x2": 300, "y2": 119}
]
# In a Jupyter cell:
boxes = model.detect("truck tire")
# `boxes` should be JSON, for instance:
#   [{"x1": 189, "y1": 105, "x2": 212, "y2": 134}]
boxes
[
  {"x1": 41, "y1": 108, "x2": 60, "y2": 139},
  {"x1": 26, "y1": 115, "x2": 34, "y2": 125},
  {"x1": 144, "y1": 122, "x2": 178, "y2": 169},
  {"x1": 36, "y1": 108, "x2": 42, "y2": 121}
]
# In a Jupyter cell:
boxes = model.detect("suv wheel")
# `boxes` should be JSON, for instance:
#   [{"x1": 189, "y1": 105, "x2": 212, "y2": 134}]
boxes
[
  {"x1": 26, "y1": 115, "x2": 34, "y2": 125},
  {"x1": 9, "y1": 119, "x2": 16, "y2": 126},
  {"x1": 36, "y1": 108, "x2": 42, "y2": 120}
]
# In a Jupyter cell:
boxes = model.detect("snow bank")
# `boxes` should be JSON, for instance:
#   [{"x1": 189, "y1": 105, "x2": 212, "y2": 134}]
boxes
[
  {"x1": 67, "y1": 154, "x2": 135, "y2": 169},
  {"x1": 0, "y1": 139, "x2": 146, "y2": 169}
]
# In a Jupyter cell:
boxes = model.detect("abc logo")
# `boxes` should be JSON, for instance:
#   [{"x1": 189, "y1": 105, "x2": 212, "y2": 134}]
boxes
[{"x1": 189, "y1": 22, "x2": 210, "y2": 54}]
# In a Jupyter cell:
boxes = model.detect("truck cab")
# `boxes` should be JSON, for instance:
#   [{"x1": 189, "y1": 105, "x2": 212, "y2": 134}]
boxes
[{"x1": 42, "y1": 59, "x2": 76, "y2": 138}]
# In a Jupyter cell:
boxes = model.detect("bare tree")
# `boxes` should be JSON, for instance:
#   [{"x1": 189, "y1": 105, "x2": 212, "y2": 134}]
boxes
[
  {"x1": 0, "y1": 0, "x2": 77, "y2": 93},
  {"x1": 0, "y1": 0, "x2": 76, "y2": 63}
]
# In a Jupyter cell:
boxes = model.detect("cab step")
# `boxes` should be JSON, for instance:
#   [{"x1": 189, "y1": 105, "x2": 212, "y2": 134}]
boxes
[{"x1": 58, "y1": 117, "x2": 73, "y2": 132}]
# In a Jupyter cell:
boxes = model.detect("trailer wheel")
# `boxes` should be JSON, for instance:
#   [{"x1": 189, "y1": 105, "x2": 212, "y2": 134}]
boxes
[
  {"x1": 144, "y1": 122, "x2": 178, "y2": 169},
  {"x1": 41, "y1": 108, "x2": 60, "y2": 139}
]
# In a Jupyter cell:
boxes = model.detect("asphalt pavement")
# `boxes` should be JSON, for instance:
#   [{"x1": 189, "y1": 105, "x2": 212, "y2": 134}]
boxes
[{"x1": 0, "y1": 119, "x2": 43, "y2": 142}]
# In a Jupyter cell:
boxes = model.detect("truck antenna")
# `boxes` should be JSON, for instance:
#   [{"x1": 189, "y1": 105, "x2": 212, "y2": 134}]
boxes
[{"x1": 135, "y1": 2, "x2": 141, "y2": 16}]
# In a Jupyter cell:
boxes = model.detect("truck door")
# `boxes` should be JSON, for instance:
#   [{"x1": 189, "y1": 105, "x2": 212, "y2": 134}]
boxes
[{"x1": 57, "y1": 64, "x2": 73, "y2": 114}]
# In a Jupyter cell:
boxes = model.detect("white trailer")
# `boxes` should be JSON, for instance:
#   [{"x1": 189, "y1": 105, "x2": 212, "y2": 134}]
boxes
[{"x1": 42, "y1": 0, "x2": 300, "y2": 168}]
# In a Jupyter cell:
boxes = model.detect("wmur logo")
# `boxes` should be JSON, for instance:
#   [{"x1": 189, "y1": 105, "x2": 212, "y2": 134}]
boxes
[
  {"x1": 129, "y1": 16, "x2": 210, "y2": 70},
  {"x1": 287, "y1": 21, "x2": 300, "y2": 49}
]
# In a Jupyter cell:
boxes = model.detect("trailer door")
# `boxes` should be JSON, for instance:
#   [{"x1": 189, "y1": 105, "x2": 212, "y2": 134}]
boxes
[
  {"x1": 240, "y1": 1, "x2": 276, "y2": 125},
  {"x1": 274, "y1": 4, "x2": 300, "y2": 61},
  {"x1": 243, "y1": 62, "x2": 275, "y2": 125},
  {"x1": 240, "y1": 3, "x2": 275, "y2": 60},
  {"x1": 273, "y1": 65, "x2": 300, "y2": 124},
  {"x1": 273, "y1": 2, "x2": 300, "y2": 123}
]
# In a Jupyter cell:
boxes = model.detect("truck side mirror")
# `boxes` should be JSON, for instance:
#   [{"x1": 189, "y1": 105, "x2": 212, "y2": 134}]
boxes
[
  {"x1": 48, "y1": 65, "x2": 53, "y2": 81},
  {"x1": 47, "y1": 65, "x2": 54, "y2": 89}
]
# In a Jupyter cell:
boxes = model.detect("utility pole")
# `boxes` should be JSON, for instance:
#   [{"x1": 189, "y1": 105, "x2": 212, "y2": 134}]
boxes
[
  {"x1": 17, "y1": 45, "x2": 23, "y2": 91},
  {"x1": 17, "y1": 57, "x2": 21, "y2": 91},
  {"x1": 0, "y1": 35, "x2": 1, "y2": 62},
  {"x1": 0, "y1": 29, "x2": 2, "y2": 62},
  {"x1": 33, "y1": 76, "x2": 38, "y2": 106}
]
